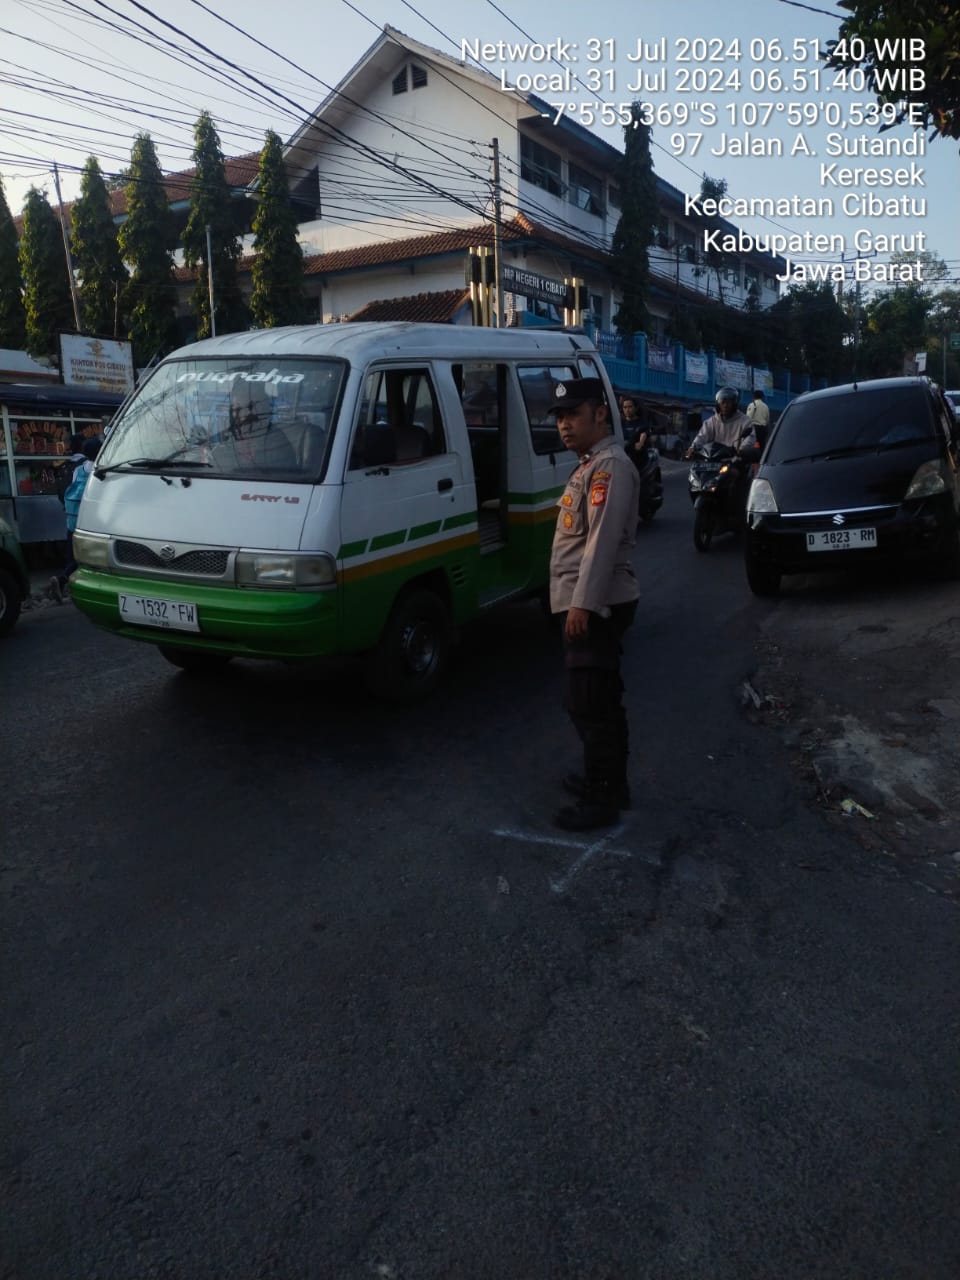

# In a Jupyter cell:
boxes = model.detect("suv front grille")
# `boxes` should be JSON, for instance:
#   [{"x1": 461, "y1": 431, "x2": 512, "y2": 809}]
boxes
[
  {"x1": 115, "y1": 540, "x2": 229, "y2": 575},
  {"x1": 780, "y1": 506, "x2": 898, "y2": 530}
]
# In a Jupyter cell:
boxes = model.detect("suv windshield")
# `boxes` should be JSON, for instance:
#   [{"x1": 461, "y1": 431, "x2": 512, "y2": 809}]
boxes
[
  {"x1": 95, "y1": 358, "x2": 345, "y2": 481},
  {"x1": 767, "y1": 386, "x2": 936, "y2": 465}
]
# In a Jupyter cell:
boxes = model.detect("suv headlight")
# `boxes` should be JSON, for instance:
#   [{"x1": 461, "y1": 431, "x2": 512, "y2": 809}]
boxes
[
  {"x1": 235, "y1": 551, "x2": 336, "y2": 589},
  {"x1": 72, "y1": 531, "x2": 111, "y2": 568},
  {"x1": 905, "y1": 460, "x2": 946, "y2": 500},
  {"x1": 747, "y1": 477, "x2": 778, "y2": 514}
]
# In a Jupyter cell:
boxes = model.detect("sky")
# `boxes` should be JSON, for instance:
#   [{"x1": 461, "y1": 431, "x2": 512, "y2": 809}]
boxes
[{"x1": 1, "y1": 0, "x2": 957, "y2": 292}]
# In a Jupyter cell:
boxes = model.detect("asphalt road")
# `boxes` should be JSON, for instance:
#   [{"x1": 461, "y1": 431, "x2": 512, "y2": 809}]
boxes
[{"x1": 3, "y1": 464, "x2": 958, "y2": 1280}]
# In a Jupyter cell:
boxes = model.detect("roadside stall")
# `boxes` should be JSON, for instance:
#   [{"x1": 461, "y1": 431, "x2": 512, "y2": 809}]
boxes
[{"x1": 0, "y1": 383, "x2": 123, "y2": 559}]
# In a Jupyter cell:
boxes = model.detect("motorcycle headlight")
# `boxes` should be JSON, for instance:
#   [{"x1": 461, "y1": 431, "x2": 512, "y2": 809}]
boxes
[
  {"x1": 235, "y1": 551, "x2": 337, "y2": 589},
  {"x1": 747, "y1": 477, "x2": 778, "y2": 514},
  {"x1": 904, "y1": 460, "x2": 946, "y2": 500},
  {"x1": 72, "y1": 531, "x2": 111, "y2": 568}
]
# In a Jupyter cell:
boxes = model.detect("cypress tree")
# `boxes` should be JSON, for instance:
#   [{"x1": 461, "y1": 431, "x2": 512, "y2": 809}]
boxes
[
  {"x1": 18, "y1": 187, "x2": 75, "y2": 358},
  {"x1": 119, "y1": 133, "x2": 180, "y2": 365},
  {"x1": 182, "y1": 111, "x2": 246, "y2": 338},
  {"x1": 0, "y1": 175, "x2": 26, "y2": 349},
  {"x1": 71, "y1": 156, "x2": 128, "y2": 336},
  {"x1": 250, "y1": 130, "x2": 307, "y2": 328},
  {"x1": 611, "y1": 104, "x2": 657, "y2": 339}
]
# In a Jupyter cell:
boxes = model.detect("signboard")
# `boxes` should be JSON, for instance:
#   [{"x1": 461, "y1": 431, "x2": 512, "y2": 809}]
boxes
[
  {"x1": 950, "y1": 333, "x2": 960, "y2": 352},
  {"x1": 59, "y1": 334, "x2": 135, "y2": 395},
  {"x1": 715, "y1": 358, "x2": 751, "y2": 391},
  {"x1": 685, "y1": 353, "x2": 709, "y2": 384},
  {"x1": 501, "y1": 265, "x2": 567, "y2": 306},
  {"x1": 647, "y1": 343, "x2": 675, "y2": 372}
]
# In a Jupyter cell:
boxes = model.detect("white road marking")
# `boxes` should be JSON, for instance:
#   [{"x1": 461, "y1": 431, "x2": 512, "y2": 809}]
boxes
[{"x1": 492, "y1": 825, "x2": 661, "y2": 894}]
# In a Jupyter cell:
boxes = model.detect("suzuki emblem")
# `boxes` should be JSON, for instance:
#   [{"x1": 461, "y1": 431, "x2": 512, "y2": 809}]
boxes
[
  {"x1": 159, "y1": 544, "x2": 177, "y2": 560},
  {"x1": 831, "y1": 514, "x2": 845, "y2": 526}
]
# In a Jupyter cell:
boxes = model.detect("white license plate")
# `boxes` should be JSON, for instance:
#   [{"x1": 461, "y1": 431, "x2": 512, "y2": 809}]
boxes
[
  {"x1": 806, "y1": 527, "x2": 877, "y2": 552},
  {"x1": 118, "y1": 593, "x2": 200, "y2": 632}
]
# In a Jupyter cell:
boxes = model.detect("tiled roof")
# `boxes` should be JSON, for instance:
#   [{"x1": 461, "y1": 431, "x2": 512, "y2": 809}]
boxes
[
  {"x1": 301, "y1": 213, "x2": 611, "y2": 278},
  {"x1": 346, "y1": 289, "x2": 470, "y2": 323},
  {"x1": 172, "y1": 212, "x2": 611, "y2": 285}
]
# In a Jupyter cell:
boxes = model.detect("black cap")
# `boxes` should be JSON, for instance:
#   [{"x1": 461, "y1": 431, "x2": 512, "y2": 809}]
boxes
[{"x1": 547, "y1": 377, "x2": 606, "y2": 414}]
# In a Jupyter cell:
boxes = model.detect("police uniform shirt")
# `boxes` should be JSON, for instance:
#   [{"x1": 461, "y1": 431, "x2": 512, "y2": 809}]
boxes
[
  {"x1": 690, "y1": 409, "x2": 754, "y2": 451},
  {"x1": 550, "y1": 434, "x2": 640, "y2": 614}
]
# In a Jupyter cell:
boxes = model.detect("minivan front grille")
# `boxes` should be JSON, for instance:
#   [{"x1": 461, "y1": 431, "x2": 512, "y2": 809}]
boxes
[
  {"x1": 780, "y1": 505, "x2": 898, "y2": 529},
  {"x1": 115, "y1": 540, "x2": 229, "y2": 575}
]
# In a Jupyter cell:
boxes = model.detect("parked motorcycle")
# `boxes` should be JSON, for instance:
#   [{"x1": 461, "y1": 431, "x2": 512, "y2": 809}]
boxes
[
  {"x1": 687, "y1": 440, "x2": 751, "y2": 551},
  {"x1": 635, "y1": 445, "x2": 663, "y2": 524}
]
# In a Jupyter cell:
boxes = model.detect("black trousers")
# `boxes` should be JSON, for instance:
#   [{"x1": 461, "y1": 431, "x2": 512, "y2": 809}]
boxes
[{"x1": 561, "y1": 601, "x2": 638, "y2": 789}]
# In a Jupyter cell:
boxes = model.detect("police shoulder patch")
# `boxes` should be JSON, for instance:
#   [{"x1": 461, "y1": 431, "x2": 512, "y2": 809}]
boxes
[{"x1": 590, "y1": 483, "x2": 608, "y2": 506}]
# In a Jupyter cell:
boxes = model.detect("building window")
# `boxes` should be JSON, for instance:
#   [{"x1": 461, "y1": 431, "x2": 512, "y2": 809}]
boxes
[
  {"x1": 392, "y1": 68, "x2": 407, "y2": 95},
  {"x1": 411, "y1": 64, "x2": 428, "y2": 89},
  {"x1": 567, "y1": 162, "x2": 604, "y2": 217},
  {"x1": 520, "y1": 136, "x2": 562, "y2": 197},
  {"x1": 608, "y1": 185, "x2": 622, "y2": 210}
]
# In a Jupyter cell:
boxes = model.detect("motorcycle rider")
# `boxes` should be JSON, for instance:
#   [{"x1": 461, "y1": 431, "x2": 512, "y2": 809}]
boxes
[{"x1": 685, "y1": 387, "x2": 755, "y2": 457}]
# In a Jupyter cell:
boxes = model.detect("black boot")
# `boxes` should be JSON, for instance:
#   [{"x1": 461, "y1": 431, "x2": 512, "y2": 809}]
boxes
[
  {"x1": 553, "y1": 780, "x2": 625, "y2": 831},
  {"x1": 561, "y1": 772, "x2": 631, "y2": 809}
]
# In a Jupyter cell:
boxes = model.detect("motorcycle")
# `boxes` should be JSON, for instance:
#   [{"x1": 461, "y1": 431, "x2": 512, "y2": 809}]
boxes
[
  {"x1": 635, "y1": 444, "x2": 663, "y2": 525},
  {"x1": 687, "y1": 440, "x2": 752, "y2": 551}
]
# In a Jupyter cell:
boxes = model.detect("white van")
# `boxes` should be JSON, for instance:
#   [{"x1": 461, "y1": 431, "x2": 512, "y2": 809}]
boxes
[{"x1": 71, "y1": 322, "x2": 621, "y2": 697}]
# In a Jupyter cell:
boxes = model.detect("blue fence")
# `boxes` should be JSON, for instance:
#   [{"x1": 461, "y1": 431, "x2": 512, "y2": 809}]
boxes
[{"x1": 587, "y1": 328, "x2": 828, "y2": 418}]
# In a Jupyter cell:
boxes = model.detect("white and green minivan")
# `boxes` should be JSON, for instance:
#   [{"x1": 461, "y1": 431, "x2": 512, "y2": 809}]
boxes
[{"x1": 71, "y1": 322, "x2": 621, "y2": 697}]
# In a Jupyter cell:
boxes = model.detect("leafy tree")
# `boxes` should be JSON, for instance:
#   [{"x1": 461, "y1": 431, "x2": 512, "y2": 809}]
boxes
[
  {"x1": 767, "y1": 283, "x2": 850, "y2": 379},
  {"x1": 859, "y1": 284, "x2": 930, "y2": 376},
  {"x1": 182, "y1": 111, "x2": 246, "y2": 338},
  {"x1": 18, "y1": 187, "x2": 75, "y2": 358},
  {"x1": 71, "y1": 156, "x2": 128, "y2": 336},
  {"x1": 0, "y1": 175, "x2": 26, "y2": 349},
  {"x1": 927, "y1": 287, "x2": 960, "y2": 384},
  {"x1": 250, "y1": 130, "x2": 307, "y2": 328},
  {"x1": 695, "y1": 175, "x2": 730, "y2": 304},
  {"x1": 119, "y1": 133, "x2": 180, "y2": 365},
  {"x1": 826, "y1": 1, "x2": 960, "y2": 140},
  {"x1": 611, "y1": 103, "x2": 657, "y2": 338}
]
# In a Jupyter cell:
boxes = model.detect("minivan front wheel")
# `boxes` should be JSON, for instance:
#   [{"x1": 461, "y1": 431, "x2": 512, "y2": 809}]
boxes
[
  {"x1": 159, "y1": 645, "x2": 232, "y2": 675},
  {"x1": 746, "y1": 557, "x2": 781, "y2": 597},
  {"x1": 0, "y1": 567, "x2": 23, "y2": 637},
  {"x1": 936, "y1": 524, "x2": 960, "y2": 580},
  {"x1": 366, "y1": 588, "x2": 451, "y2": 701}
]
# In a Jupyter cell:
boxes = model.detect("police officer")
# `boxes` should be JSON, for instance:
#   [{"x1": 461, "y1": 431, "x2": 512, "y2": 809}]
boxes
[
  {"x1": 548, "y1": 377, "x2": 640, "y2": 831},
  {"x1": 745, "y1": 389, "x2": 771, "y2": 446}
]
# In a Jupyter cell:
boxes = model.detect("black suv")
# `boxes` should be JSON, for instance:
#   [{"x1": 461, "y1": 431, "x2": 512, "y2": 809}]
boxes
[{"x1": 744, "y1": 377, "x2": 960, "y2": 596}]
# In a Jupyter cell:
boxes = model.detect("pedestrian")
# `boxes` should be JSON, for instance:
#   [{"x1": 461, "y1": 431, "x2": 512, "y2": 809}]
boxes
[
  {"x1": 548, "y1": 377, "x2": 640, "y2": 831},
  {"x1": 50, "y1": 437, "x2": 101, "y2": 600},
  {"x1": 745, "y1": 388, "x2": 771, "y2": 445}
]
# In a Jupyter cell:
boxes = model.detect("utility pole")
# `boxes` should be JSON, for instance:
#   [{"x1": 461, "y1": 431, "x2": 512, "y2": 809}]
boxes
[
  {"x1": 491, "y1": 138, "x2": 503, "y2": 328},
  {"x1": 52, "y1": 163, "x2": 81, "y2": 331},
  {"x1": 205, "y1": 223, "x2": 217, "y2": 338}
]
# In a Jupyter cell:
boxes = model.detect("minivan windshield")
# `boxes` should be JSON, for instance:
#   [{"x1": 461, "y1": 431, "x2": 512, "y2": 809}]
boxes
[
  {"x1": 767, "y1": 386, "x2": 936, "y2": 465},
  {"x1": 95, "y1": 358, "x2": 345, "y2": 482}
]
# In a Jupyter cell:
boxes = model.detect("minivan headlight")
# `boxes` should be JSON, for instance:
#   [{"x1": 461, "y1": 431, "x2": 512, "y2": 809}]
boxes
[
  {"x1": 235, "y1": 551, "x2": 336, "y2": 589},
  {"x1": 747, "y1": 477, "x2": 778, "y2": 514},
  {"x1": 904, "y1": 460, "x2": 946, "y2": 500},
  {"x1": 72, "y1": 531, "x2": 111, "y2": 567}
]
